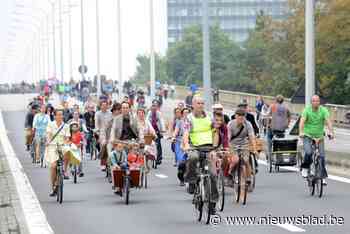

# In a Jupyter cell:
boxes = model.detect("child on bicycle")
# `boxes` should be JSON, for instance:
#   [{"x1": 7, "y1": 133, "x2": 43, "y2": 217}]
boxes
[{"x1": 69, "y1": 122, "x2": 84, "y2": 177}]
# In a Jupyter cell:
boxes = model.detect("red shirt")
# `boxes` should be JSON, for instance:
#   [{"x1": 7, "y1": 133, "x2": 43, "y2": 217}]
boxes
[{"x1": 71, "y1": 132, "x2": 82, "y2": 146}]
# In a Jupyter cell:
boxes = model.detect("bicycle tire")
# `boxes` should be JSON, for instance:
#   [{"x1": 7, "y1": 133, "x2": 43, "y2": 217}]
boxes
[
  {"x1": 124, "y1": 176, "x2": 130, "y2": 205},
  {"x1": 249, "y1": 154, "x2": 256, "y2": 192},
  {"x1": 315, "y1": 160, "x2": 323, "y2": 198},
  {"x1": 59, "y1": 176, "x2": 63, "y2": 204},
  {"x1": 309, "y1": 177, "x2": 315, "y2": 196},
  {"x1": 73, "y1": 166, "x2": 77, "y2": 184},
  {"x1": 217, "y1": 170, "x2": 225, "y2": 212},
  {"x1": 234, "y1": 163, "x2": 241, "y2": 203},
  {"x1": 241, "y1": 168, "x2": 248, "y2": 205},
  {"x1": 203, "y1": 177, "x2": 211, "y2": 225},
  {"x1": 193, "y1": 184, "x2": 203, "y2": 222},
  {"x1": 144, "y1": 171, "x2": 148, "y2": 189}
]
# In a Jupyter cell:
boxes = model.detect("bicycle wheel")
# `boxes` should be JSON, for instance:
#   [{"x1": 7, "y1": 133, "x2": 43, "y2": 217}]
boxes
[
  {"x1": 73, "y1": 165, "x2": 77, "y2": 184},
  {"x1": 269, "y1": 153, "x2": 273, "y2": 173},
  {"x1": 233, "y1": 164, "x2": 241, "y2": 203},
  {"x1": 144, "y1": 171, "x2": 148, "y2": 189},
  {"x1": 308, "y1": 177, "x2": 315, "y2": 196},
  {"x1": 107, "y1": 165, "x2": 112, "y2": 184},
  {"x1": 193, "y1": 184, "x2": 203, "y2": 222},
  {"x1": 124, "y1": 176, "x2": 130, "y2": 205},
  {"x1": 217, "y1": 170, "x2": 225, "y2": 212},
  {"x1": 57, "y1": 172, "x2": 63, "y2": 204},
  {"x1": 315, "y1": 162, "x2": 323, "y2": 198},
  {"x1": 248, "y1": 154, "x2": 256, "y2": 192},
  {"x1": 241, "y1": 169, "x2": 248, "y2": 205},
  {"x1": 202, "y1": 177, "x2": 212, "y2": 225}
]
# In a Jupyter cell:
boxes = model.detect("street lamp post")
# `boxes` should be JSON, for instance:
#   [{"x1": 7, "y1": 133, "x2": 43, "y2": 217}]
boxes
[
  {"x1": 58, "y1": 0, "x2": 64, "y2": 83},
  {"x1": 116, "y1": 0, "x2": 122, "y2": 97},
  {"x1": 202, "y1": 0, "x2": 212, "y2": 110},
  {"x1": 305, "y1": 0, "x2": 315, "y2": 105},
  {"x1": 68, "y1": 0, "x2": 73, "y2": 81},
  {"x1": 80, "y1": 0, "x2": 85, "y2": 81},
  {"x1": 51, "y1": 1, "x2": 57, "y2": 79},
  {"x1": 149, "y1": 0, "x2": 156, "y2": 100},
  {"x1": 96, "y1": 0, "x2": 101, "y2": 96}
]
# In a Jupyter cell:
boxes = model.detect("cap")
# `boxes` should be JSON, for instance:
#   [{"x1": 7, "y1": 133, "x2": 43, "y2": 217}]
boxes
[
  {"x1": 152, "y1": 100, "x2": 160, "y2": 106},
  {"x1": 237, "y1": 99, "x2": 248, "y2": 108},
  {"x1": 212, "y1": 103, "x2": 224, "y2": 109},
  {"x1": 235, "y1": 108, "x2": 246, "y2": 116}
]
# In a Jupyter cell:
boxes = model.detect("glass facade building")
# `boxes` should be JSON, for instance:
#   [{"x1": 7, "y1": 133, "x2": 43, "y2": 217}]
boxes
[{"x1": 167, "y1": 0, "x2": 288, "y2": 46}]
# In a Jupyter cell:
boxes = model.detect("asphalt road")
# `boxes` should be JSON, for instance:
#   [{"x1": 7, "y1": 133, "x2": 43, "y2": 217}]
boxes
[{"x1": 2, "y1": 108, "x2": 350, "y2": 234}]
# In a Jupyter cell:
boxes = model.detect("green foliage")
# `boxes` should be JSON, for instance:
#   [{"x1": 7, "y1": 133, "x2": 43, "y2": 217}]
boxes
[{"x1": 134, "y1": 0, "x2": 350, "y2": 104}]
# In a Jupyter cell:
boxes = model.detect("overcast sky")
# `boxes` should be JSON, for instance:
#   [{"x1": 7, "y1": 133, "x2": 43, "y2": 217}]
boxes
[{"x1": 0, "y1": 0, "x2": 168, "y2": 83}]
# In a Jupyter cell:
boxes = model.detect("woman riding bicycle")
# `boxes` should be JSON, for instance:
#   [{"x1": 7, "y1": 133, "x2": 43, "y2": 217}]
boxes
[{"x1": 45, "y1": 107, "x2": 71, "y2": 197}]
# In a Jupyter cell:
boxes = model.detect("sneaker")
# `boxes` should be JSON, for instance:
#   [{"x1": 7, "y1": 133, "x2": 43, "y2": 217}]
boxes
[
  {"x1": 49, "y1": 187, "x2": 57, "y2": 197},
  {"x1": 322, "y1": 179, "x2": 327, "y2": 186},
  {"x1": 301, "y1": 168, "x2": 308, "y2": 178},
  {"x1": 79, "y1": 172, "x2": 84, "y2": 177}
]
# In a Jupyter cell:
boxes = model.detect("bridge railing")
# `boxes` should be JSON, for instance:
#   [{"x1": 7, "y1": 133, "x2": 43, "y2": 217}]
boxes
[{"x1": 173, "y1": 85, "x2": 350, "y2": 127}]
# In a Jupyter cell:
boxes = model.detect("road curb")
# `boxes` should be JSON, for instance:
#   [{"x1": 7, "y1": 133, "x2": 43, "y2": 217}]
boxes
[{"x1": 0, "y1": 110, "x2": 54, "y2": 234}]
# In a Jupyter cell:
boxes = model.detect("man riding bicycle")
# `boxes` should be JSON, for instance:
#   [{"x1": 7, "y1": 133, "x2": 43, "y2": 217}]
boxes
[
  {"x1": 227, "y1": 109, "x2": 257, "y2": 186},
  {"x1": 267, "y1": 95, "x2": 291, "y2": 158},
  {"x1": 299, "y1": 95, "x2": 334, "y2": 185},
  {"x1": 182, "y1": 96, "x2": 218, "y2": 212},
  {"x1": 110, "y1": 102, "x2": 139, "y2": 194}
]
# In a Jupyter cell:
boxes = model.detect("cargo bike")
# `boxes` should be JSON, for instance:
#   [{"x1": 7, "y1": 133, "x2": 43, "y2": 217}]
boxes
[
  {"x1": 268, "y1": 132, "x2": 299, "y2": 173},
  {"x1": 110, "y1": 140, "x2": 150, "y2": 205}
]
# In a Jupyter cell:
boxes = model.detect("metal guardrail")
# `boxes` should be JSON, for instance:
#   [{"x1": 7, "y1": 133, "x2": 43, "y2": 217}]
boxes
[{"x1": 174, "y1": 85, "x2": 350, "y2": 127}]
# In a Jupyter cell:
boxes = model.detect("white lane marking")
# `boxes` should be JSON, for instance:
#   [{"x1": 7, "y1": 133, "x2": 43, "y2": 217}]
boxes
[
  {"x1": 0, "y1": 111, "x2": 54, "y2": 234},
  {"x1": 276, "y1": 224, "x2": 305, "y2": 232},
  {"x1": 328, "y1": 175, "x2": 350, "y2": 184},
  {"x1": 155, "y1": 173, "x2": 168, "y2": 179},
  {"x1": 258, "y1": 159, "x2": 350, "y2": 183}
]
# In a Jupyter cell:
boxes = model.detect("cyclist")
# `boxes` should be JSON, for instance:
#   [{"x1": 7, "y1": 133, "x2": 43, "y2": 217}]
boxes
[
  {"x1": 147, "y1": 100, "x2": 166, "y2": 165},
  {"x1": 110, "y1": 101, "x2": 139, "y2": 144},
  {"x1": 267, "y1": 95, "x2": 291, "y2": 158},
  {"x1": 227, "y1": 108, "x2": 257, "y2": 188},
  {"x1": 95, "y1": 99, "x2": 113, "y2": 171},
  {"x1": 171, "y1": 108, "x2": 190, "y2": 186},
  {"x1": 32, "y1": 104, "x2": 50, "y2": 164},
  {"x1": 45, "y1": 107, "x2": 71, "y2": 196},
  {"x1": 25, "y1": 104, "x2": 38, "y2": 151},
  {"x1": 299, "y1": 95, "x2": 334, "y2": 185},
  {"x1": 231, "y1": 101, "x2": 259, "y2": 136},
  {"x1": 84, "y1": 104, "x2": 96, "y2": 158},
  {"x1": 182, "y1": 95, "x2": 218, "y2": 211},
  {"x1": 68, "y1": 111, "x2": 87, "y2": 177},
  {"x1": 212, "y1": 103, "x2": 230, "y2": 124}
]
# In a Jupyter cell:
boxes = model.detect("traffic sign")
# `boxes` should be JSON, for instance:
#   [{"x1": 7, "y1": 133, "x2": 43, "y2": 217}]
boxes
[{"x1": 78, "y1": 65, "x2": 88, "y2": 74}]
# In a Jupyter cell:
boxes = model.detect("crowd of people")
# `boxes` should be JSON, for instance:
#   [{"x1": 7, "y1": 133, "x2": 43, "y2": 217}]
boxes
[{"x1": 24, "y1": 83, "x2": 334, "y2": 211}]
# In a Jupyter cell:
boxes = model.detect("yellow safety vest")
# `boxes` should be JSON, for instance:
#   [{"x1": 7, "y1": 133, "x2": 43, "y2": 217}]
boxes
[{"x1": 190, "y1": 115, "x2": 213, "y2": 146}]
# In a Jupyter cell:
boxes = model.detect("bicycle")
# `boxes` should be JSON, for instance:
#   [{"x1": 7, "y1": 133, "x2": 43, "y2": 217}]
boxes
[
  {"x1": 55, "y1": 144, "x2": 65, "y2": 204},
  {"x1": 187, "y1": 145, "x2": 217, "y2": 225},
  {"x1": 86, "y1": 129, "x2": 98, "y2": 160},
  {"x1": 305, "y1": 137, "x2": 325, "y2": 198},
  {"x1": 231, "y1": 145, "x2": 249, "y2": 205},
  {"x1": 213, "y1": 150, "x2": 229, "y2": 212},
  {"x1": 111, "y1": 139, "x2": 147, "y2": 204}
]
